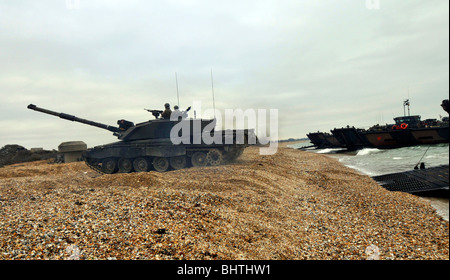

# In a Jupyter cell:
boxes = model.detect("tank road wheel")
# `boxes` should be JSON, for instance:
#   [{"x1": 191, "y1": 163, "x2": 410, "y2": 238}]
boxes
[
  {"x1": 133, "y1": 157, "x2": 149, "y2": 172},
  {"x1": 118, "y1": 158, "x2": 133, "y2": 173},
  {"x1": 152, "y1": 157, "x2": 170, "y2": 172},
  {"x1": 170, "y1": 156, "x2": 187, "y2": 170},
  {"x1": 191, "y1": 152, "x2": 207, "y2": 167},
  {"x1": 102, "y1": 158, "x2": 118, "y2": 174},
  {"x1": 206, "y1": 149, "x2": 223, "y2": 166}
]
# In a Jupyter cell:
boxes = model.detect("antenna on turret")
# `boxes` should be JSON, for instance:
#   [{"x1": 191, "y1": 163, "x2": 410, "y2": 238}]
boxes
[
  {"x1": 211, "y1": 68, "x2": 216, "y2": 118},
  {"x1": 175, "y1": 72, "x2": 180, "y2": 108}
]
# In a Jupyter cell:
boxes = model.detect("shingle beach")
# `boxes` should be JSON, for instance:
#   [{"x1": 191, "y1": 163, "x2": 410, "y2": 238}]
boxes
[{"x1": 0, "y1": 144, "x2": 448, "y2": 260}]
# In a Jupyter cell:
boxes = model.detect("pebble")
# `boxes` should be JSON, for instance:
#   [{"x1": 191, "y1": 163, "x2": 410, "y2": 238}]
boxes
[{"x1": 0, "y1": 145, "x2": 448, "y2": 260}]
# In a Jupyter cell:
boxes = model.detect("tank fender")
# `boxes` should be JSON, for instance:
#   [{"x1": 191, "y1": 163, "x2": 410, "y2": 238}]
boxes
[
  {"x1": 84, "y1": 145, "x2": 186, "y2": 159},
  {"x1": 84, "y1": 146, "x2": 143, "y2": 159},
  {"x1": 145, "y1": 145, "x2": 186, "y2": 157}
]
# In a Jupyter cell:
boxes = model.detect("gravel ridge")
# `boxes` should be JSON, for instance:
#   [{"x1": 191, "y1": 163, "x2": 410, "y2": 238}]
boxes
[{"x1": 0, "y1": 146, "x2": 448, "y2": 260}]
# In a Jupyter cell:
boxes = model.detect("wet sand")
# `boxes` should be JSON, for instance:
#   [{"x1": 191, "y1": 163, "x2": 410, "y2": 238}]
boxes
[
  {"x1": 423, "y1": 197, "x2": 449, "y2": 221},
  {"x1": 0, "y1": 145, "x2": 448, "y2": 260}
]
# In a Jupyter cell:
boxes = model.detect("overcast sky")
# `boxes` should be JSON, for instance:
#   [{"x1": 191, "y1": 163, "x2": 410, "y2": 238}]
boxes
[{"x1": 1, "y1": 0, "x2": 448, "y2": 150}]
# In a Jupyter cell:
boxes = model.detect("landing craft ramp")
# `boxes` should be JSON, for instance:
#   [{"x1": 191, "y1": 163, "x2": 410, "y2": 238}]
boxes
[{"x1": 372, "y1": 165, "x2": 449, "y2": 194}]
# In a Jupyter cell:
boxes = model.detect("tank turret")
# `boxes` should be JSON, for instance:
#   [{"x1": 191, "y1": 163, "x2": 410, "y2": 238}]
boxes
[{"x1": 27, "y1": 104, "x2": 214, "y2": 141}]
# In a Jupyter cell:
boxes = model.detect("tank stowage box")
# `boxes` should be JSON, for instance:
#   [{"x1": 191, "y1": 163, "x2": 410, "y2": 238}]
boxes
[{"x1": 28, "y1": 104, "x2": 256, "y2": 173}]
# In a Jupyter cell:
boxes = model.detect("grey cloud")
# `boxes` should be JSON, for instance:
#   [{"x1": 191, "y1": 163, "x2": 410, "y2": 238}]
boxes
[{"x1": 0, "y1": 0, "x2": 448, "y2": 149}]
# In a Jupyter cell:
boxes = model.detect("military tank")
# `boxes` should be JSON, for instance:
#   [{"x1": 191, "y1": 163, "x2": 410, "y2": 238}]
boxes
[{"x1": 27, "y1": 104, "x2": 255, "y2": 174}]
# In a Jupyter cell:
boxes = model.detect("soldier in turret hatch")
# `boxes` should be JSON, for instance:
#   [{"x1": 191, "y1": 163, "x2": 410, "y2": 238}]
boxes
[
  {"x1": 161, "y1": 103, "x2": 172, "y2": 119},
  {"x1": 172, "y1": 105, "x2": 181, "y2": 120},
  {"x1": 171, "y1": 105, "x2": 190, "y2": 120}
]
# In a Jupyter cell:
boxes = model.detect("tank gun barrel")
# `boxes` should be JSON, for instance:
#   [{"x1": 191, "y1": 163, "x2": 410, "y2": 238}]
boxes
[{"x1": 27, "y1": 104, "x2": 120, "y2": 133}]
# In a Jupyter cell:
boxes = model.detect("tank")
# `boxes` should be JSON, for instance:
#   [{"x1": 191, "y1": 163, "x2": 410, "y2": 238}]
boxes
[{"x1": 27, "y1": 104, "x2": 256, "y2": 174}]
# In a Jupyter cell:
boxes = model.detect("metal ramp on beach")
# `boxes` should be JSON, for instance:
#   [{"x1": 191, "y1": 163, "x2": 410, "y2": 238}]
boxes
[{"x1": 372, "y1": 164, "x2": 449, "y2": 194}]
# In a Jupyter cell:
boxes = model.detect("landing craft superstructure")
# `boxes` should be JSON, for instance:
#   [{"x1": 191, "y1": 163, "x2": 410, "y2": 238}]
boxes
[{"x1": 27, "y1": 104, "x2": 255, "y2": 173}]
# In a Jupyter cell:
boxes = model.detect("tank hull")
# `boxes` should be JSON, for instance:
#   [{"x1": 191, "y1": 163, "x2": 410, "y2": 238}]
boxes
[{"x1": 83, "y1": 129, "x2": 254, "y2": 174}]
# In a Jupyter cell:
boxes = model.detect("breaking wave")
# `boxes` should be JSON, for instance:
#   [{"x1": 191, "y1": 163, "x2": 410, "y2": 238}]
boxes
[
  {"x1": 316, "y1": 148, "x2": 343, "y2": 154},
  {"x1": 356, "y1": 148, "x2": 382, "y2": 156}
]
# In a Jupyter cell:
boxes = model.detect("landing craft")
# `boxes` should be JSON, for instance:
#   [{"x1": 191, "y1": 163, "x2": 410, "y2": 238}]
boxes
[{"x1": 311, "y1": 100, "x2": 449, "y2": 151}]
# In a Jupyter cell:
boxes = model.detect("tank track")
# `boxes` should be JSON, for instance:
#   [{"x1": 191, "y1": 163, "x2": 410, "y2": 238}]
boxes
[
  {"x1": 84, "y1": 157, "x2": 106, "y2": 175},
  {"x1": 81, "y1": 145, "x2": 246, "y2": 175}
]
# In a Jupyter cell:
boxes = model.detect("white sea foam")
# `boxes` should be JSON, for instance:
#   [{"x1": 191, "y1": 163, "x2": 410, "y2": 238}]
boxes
[
  {"x1": 343, "y1": 164, "x2": 379, "y2": 176},
  {"x1": 316, "y1": 148, "x2": 342, "y2": 154},
  {"x1": 356, "y1": 148, "x2": 382, "y2": 156}
]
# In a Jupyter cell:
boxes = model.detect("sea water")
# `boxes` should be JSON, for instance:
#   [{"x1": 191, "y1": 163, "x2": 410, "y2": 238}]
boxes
[{"x1": 288, "y1": 142, "x2": 449, "y2": 221}]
